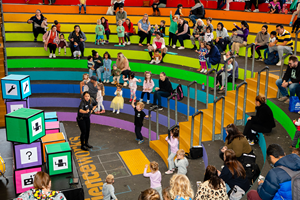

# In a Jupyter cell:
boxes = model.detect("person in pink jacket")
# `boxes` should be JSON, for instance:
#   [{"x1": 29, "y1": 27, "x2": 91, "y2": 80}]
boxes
[
  {"x1": 43, "y1": 25, "x2": 59, "y2": 58},
  {"x1": 165, "y1": 127, "x2": 179, "y2": 175},
  {"x1": 124, "y1": 72, "x2": 141, "y2": 102},
  {"x1": 140, "y1": 71, "x2": 154, "y2": 104}
]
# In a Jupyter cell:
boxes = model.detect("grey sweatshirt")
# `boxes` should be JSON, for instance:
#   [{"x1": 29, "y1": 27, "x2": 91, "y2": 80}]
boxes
[
  {"x1": 175, "y1": 157, "x2": 189, "y2": 175},
  {"x1": 103, "y1": 183, "x2": 117, "y2": 200},
  {"x1": 216, "y1": 27, "x2": 229, "y2": 38},
  {"x1": 255, "y1": 31, "x2": 270, "y2": 46},
  {"x1": 116, "y1": 11, "x2": 127, "y2": 22}
]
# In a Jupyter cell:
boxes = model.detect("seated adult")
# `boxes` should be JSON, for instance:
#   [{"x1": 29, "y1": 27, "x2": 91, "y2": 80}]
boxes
[
  {"x1": 219, "y1": 149, "x2": 251, "y2": 196},
  {"x1": 138, "y1": 14, "x2": 151, "y2": 46},
  {"x1": 189, "y1": 0, "x2": 205, "y2": 26},
  {"x1": 243, "y1": 95, "x2": 275, "y2": 144},
  {"x1": 68, "y1": 25, "x2": 87, "y2": 57},
  {"x1": 16, "y1": 171, "x2": 66, "y2": 200},
  {"x1": 205, "y1": 42, "x2": 221, "y2": 70},
  {"x1": 123, "y1": 18, "x2": 134, "y2": 45},
  {"x1": 251, "y1": 25, "x2": 270, "y2": 61},
  {"x1": 152, "y1": 0, "x2": 167, "y2": 16},
  {"x1": 116, "y1": 6, "x2": 127, "y2": 23},
  {"x1": 190, "y1": 19, "x2": 206, "y2": 50},
  {"x1": 276, "y1": 55, "x2": 300, "y2": 104},
  {"x1": 215, "y1": 22, "x2": 229, "y2": 54},
  {"x1": 81, "y1": 75, "x2": 99, "y2": 100},
  {"x1": 116, "y1": 52, "x2": 131, "y2": 86},
  {"x1": 195, "y1": 165, "x2": 229, "y2": 199},
  {"x1": 27, "y1": 9, "x2": 46, "y2": 42},
  {"x1": 89, "y1": 50, "x2": 104, "y2": 82},
  {"x1": 232, "y1": 21, "x2": 249, "y2": 57},
  {"x1": 111, "y1": 0, "x2": 124, "y2": 14},
  {"x1": 43, "y1": 25, "x2": 59, "y2": 59},
  {"x1": 150, "y1": 72, "x2": 173, "y2": 111},
  {"x1": 101, "y1": 17, "x2": 110, "y2": 44},
  {"x1": 148, "y1": 32, "x2": 168, "y2": 63},
  {"x1": 174, "y1": 17, "x2": 190, "y2": 50},
  {"x1": 247, "y1": 144, "x2": 300, "y2": 200},
  {"x1": 269, "y1": 24, "x2": 293, "y2": 66}
]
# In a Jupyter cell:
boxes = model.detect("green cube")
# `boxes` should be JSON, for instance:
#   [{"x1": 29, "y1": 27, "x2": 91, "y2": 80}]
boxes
[
  {"x1": 5, "y1": 108, "x2": 45, "y2": 144},
  {"x1": 45, "y1": 142, "x2": 72, "y2": 176}
]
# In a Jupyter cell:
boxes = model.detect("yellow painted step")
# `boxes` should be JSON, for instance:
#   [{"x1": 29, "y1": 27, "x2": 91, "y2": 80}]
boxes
[{"x1": 149, "y1": 140, "x2": 168, "y2": 166}]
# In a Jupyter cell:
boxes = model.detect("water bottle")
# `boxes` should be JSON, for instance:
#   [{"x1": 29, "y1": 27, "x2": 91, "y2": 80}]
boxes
[{"x1": 202, "y1": 83, "x2": 205, "y2": 90}]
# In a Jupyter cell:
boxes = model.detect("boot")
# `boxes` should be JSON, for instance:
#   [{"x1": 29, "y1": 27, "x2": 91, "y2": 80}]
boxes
[
  {"x1": 161, "y1": 53, "x2": 166, "y2": 63},
  {"x1": 157, "y1": 11, "x2": 161, "y2": 16},
  {"x1": 224, "y1": 2, "x2": 229, "y2": 11},
  {"x1": 149, "y1": 52, "x2": 153, "y2": 61},
  {"x1": 191, "y1": 45, "x2": 197, "y2": 50},
  {"x1": 152, "y1": 12, "x2": 156, "y2": 16}
]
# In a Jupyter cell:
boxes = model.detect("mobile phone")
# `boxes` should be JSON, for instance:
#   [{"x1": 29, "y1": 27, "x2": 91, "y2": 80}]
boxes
[
  {"x1": 196, "y1": 181, "x2": 202, "y2": 187},
  {"x1": 69, "y1": 177, "x2": 79, "y2": 185}
]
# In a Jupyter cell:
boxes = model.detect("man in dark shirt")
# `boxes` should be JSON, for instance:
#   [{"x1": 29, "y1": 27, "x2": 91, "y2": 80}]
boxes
[
  {"x1": 84, "y1": 76, "x2": 99, "y2": 100},
  {"x1": 132, "y1": 97, "x2": 148, "y2": 144}
]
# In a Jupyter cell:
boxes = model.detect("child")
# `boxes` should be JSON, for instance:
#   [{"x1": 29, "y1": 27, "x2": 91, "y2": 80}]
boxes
[
  {"x1": 54, "y1": 20, "x2": 61, "y2": 33},
  {"x1": 95, "y1": 19, "x2": 105, "y2": 45},
  {"x1": 126, "y1": 72, "x2": 141, "y2": 102},
  {"x1": 73, "y1": 42, "x2": 81, "y2": 59},
  {"x1": 292, "y1": 11, "x2": 300, "y2": 33},
  {"x1": 41, "y1": 17, "x2": 48, "y2": 32},
  {"x1": 140, "y1": 71, "x2": 154, "y2": 104},
  {"x1": 102, "y1": 174, "x2": 118, "y2": 200},
  {"x1": 162, "y1": 187, "x2": 171, "y2": 200},
  {"x1": 153, "y1": 24, "x2": 159, "y2": 36},
  {"x1": 110, "y1": 84, "x2": 124, "y2": 114},
  {"x1": 79, "y1": 0, "x2": 87, "y2": 14},
  {"x1": 204, "y1": 26, "x2": 214, "y2": 43},
  {"x1": 195, "y1": 42, "x2": 208, "y2": 73},
  {"x1": 58, "y1": 33, "x2": 68, "y2": 55},
  {"x1": 291, "y1": 118, "x2": 300, "y2": 148},
  {"x1": 111, "y1": 64, "x2": 121, "y2": 85},
  {"x1": 80, "y1": 73, "x2": 90, "y2": 95},
  {"x1": 175, "y1": 149, "x2": 189, "y2": 175},
  {"x1": 268, "y1": 0, "x2": 281, "y2": 13},
  {"x1": 87, "y1": 55, "x2": 95, "y2": 71},
  {"x1": 206, "y1": 17, "x2": 214, "y2": 32},
  {"x1": 95, "y1": 83, "x2": 105, "y2": 114},
  {"x1": 150, "y1": 49, "x2": 162, "y2": 64},
  {"x1": 218, "y1": 58, "x2": 233, "y2": 93},
  {"x1": 175, "y1": 4, "x2": 183, "y2": 16},
  {"x1": 132, "y1": 96, "x2": 148, "y2": 144},
  {"x1": 159, "y1": 20, "x2": 166, "y2": 37},
  {"x1": 264, "y1": 31, "x2": 277, "y2": 60},
  {"x1": 116, "y1": 20, "x2": 125, "y2": 46},
  {"x1": 169, "y1": 174, "x2": 194, "y2": 200},
  {"x1": 144, "y1": 161, "x2": 162, "y2": 199},
  {"x1": 169, "y1": 11, "x2": 178, "y2": 47},
  {"x1": 103, "y1": 52, "x2": 112, "y2": 83},
  {"x1": 165, "y1": 128, "x2": 179, "y2": 175}
]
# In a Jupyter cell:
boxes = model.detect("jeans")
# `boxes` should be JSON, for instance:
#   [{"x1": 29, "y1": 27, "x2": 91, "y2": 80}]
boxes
[
  {"x1": 89, "y1": 66, "x2": 104, "y2": 81},
  {"x1": 228, "y1": 42, "x2": 233, "y2": 50},
  {"x1": 153, "y1": 91, "x2": 171, "y2": 106},
  {"x1": 79, "y1": 4, "x2": 86, "y2": 13},
  {"x1": 276, "y1": 79, "x2": 300, "y2": 97},
  {"x1": 135, "y1": 126, "x2": 143, "y2": 141},
  {"x1": 77, "y1": 116, "x2": 90, "y2": 146},
  {"x1": 292, "y1": 131, "x2": 300, "y2": 147},
  {"x1": 105, "y1": 30, "x2": 110, "y2": 40},
  {"x1": 167, "y1": 153, "x2": 176, "y2": 170},
  {"x1": 103, "y1": 71, "x2": 111, "y2": 81},
  {"x1": 269, "y1": 45, "x2": 293, "y2": 60},
  {"x1": 206, "y1": 57, "x2": 211, "y2": 69},
  {"x1": 125, "y1": 32, "x2": 133, "y2": 42},
  {"x1": 189, "y1": 14, "x2": 198, "y2": 25}
]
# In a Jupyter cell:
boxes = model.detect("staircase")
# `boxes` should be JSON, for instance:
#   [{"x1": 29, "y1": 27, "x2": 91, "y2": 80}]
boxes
[{"x1": 150, "y1": 72, "x2": 278, "y2": 166}]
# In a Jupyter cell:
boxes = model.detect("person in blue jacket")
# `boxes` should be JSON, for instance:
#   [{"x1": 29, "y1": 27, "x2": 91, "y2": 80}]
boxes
[
  {"x1": 247, "y1": 144, "x2": 300, "y2": 200},
  {"x1": 205, "y1": 42, "x2": 221, "y2": 71}
]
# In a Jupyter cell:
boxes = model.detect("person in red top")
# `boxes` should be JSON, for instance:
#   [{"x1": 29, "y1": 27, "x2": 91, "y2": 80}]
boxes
[
  {"x1": 123, "y1": 18, "x2": 134, "y2": 45},
  {"x1": 43, "y1": 25, "x2": 59, "y2": 58},
  {"x1": 148, "y1": 32, "x2": 168, "y2": 63},
  {"x1": 101, "y1": 17, "x2": 110, "y2": 44}
]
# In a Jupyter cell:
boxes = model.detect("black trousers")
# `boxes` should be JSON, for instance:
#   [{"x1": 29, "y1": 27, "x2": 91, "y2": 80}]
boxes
[
  {"x1": 152, "y1": 3, "x2": 160, "y2": 12},
  {"x1": 251, "y1": 45, "x2": 268, "y2": 58},
  {"x1": 141, "y1": 92, "x2": 150, "y2": 100},
  {"x1": 138, "y1": 31, "x2": 151, "y2": 44},
  {"x1": 125, "y1": 32, "x2": 133, "y2": 42},
  {"x1": 48, "y1": 43, "x2": 57, "y2": 54},
  {"x1": 135, "y1": 126, "x2": 143, "y2": 140},
  {"x1": 292, "y1": 18, "x2": 300, "y2": 32},
  {"x1": 114, "y1": 2, "x2": 124, "y2": 11},
  {"x1": 169, "y1": 32, "x2": 176, "y2": 46},
  {"x1": 77, "y1": 116, "x2": 91, "y2": 146},
  {"x1": 121, "y1": 69, "x2": 131, "y2": 79},
  {"x1": 243, "y1": 119, "x2": 272, "y2": 141},
  {"x1": 33, "y1": 27, "x2": 45, "y2": 39},
  {"x1": 70, "y1": 42, "x2": 84, "y2": 57},
  {"x1": 216, "y1": 74, "x2": 234, "y2": 86}
]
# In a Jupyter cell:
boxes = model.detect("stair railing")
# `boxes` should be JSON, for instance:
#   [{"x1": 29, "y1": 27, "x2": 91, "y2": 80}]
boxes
[
  {"x1": 257, "y1": 66, "x2": 269, "y2": 99},
  {"x1": 295, "y1": 30, "x2": 300, "y2": 55},
  {"x1": 206, "y1": 69, "x2": 216, "y2": 108},
  {"x1": 224, "y1": 55, "x2": 236, "y2": 95},
  {"x1": 187, "y1": 81, "x2": 197, "y2": 120},
  {"x1": 244, "y1": 43, "x2": 255, "y2": 80},
  {"x1": 234, "y1": 81, "x2": 248, "y2": 126},
  {"x1": 212, "y1": 96, "x2": 225, "y2": 141},
  {"x1": 167, "y1": 92, "x2": 178, "y2": 129},
  {"x1": 168, "y1": 125, "x2": 179, "y2": 156},
  {"x1": 148, "y1": 105, "x2": 158, "y2": 145},
  {"x1": 0, "y1": 1, "x2": 8, "y2": 76},
  {"x1": 190, "y1": 110, "x2": 203, "y2": 147}
]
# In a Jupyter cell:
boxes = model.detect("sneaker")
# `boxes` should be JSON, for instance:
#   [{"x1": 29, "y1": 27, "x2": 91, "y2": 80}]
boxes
[
  {"x1": 249, "y1": 140, "x2": 255, "y2": 145},
  {"x1": 112, "y1": 109, "x2": 115, "y2": 113},
  {"x1": 123, "y1": 43, "x2": 126, "y2": 46},
  {"x1": 172, "y1": 45, "x2": 176, "y2": 49},
  {"x1": 138, "y1": 140, "x2": 144, "y2": 144},
  {"x1": 204, "y1": 69, "x2": 207, "y2": 73},
  {"x1": 284, "y1": 99, "x2": 290, "y2": 104},
  {"x1": 253, "y1": 9, "x2": 259, "y2": 12},
  {"x1": 49, "y1": 53, "x2": 53, "y2": 58},
  {"x1": 276, "y1": 60, "x2": 282, "y2": 66},
  {"x1": 224, "y1": 8, "x2": 229, "y2": 11},
  {"x1": 129, "y1": 99, "x2": 132, "y2": 102},
  {"x1": 155, "y1": 60, "x2": 161, "y2": 64},
  {"x1": 200, "y1": 69, "x2": 204, "y2": 73},
  {"x1": 127, "y1": 41, "x2": 131, "y2": 45},
  {"x1": 139, "y1": 99, "x2": 143, "y2": 102},
  {"x1": 147, "y1": 100, "x2": 150, "y2": 104},
  {"x1": 150, "y1": 104, "x2": 157, "y2": 109},
  {"x1": 117, "y1": 110, "x2": 120, "y2": 114},
  {"x1": 135, "y1": 138, "x2": 140, "y2": 142},
  {"x1": 178, "y1": 46, "x2": 185, "y2": 50},
  {"x1": 158, "y1": 106, "x2": 163, "y2": 111},
  {"x1": 101, "y1": 42, "x2": 104, "y2": 45},
  {"x1": 106, "y1": 40, "x2": 109, "y2": 44},
  {"x1": 111, "y1": 81, "x2": 115, "y2": 84},
  {"x1": 165, "y1": 170, "x2": 174, "y2": 174},
  {"x1": 34, "y1": 38, "x2": 37, "y2": 42},
  {"x1": 150, "y1": 60, "x2": 155, "y2": 64},
  {"x1": 245, "y1": 9, "x2": 250, "y2": 12},
  {"x1": 119, "y1": 43, "x2": 121, "y2": 45},
  {"x1": 278, "y1": 96, "x2": 289, "y2": 102},
  {"x1": 52, "y1": 54, "x2": 56, "y2": 58},
  {"x1": 289, "y1": 22, "x2": 293, "y2": 27},
  {"x1": 97, "y1": 41, "x2": 100, "y2": 45},
  {"x1": 123, "y1": 82, "x2": 128, "y2": 87}
]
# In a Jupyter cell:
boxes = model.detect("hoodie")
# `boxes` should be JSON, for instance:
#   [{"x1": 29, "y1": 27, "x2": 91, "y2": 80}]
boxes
[
  {"x1": 282, "y1": 62, "x2": 300, "y2": 83},
  {"x1": 175, "y1": 157, "x2": 189, "y2": 175},
  {"x1": 158, "y1": 77, "x2": 173, "y2": 93}
]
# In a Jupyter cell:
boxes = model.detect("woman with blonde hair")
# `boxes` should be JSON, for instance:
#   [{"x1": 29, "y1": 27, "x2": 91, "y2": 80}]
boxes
[
  {"x1": 116, "y1": 52, "x2": 131, "y2": 86},
  {"x1": 138, "y1": 188, "x2": 160, "y2": 200},
  {"x1": 137, "y1": 14, "x2": 151, "y2": 46},
  {"x1": 169, "y1": 174, "x2": 194, "y2": 200},
  {"x1": 190, "y1": 18, "x2": 206, "y2": 50}
]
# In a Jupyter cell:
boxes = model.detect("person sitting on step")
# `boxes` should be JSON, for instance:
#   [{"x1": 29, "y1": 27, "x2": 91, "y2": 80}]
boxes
[{"x1": 148, "y1": 32, "x2": 168, "y2": 63}]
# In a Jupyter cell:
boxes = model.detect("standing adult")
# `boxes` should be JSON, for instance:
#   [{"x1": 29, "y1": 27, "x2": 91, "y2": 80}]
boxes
[
  {"x1": 243, "y1": 95, "x2": 276, "y2": 144},
  {"x1": 111, "y1": 0, "x2": 125, "y2": 14},
  {"x1": 27, "y1": 9, "x2": 46, "y2": 42},
  {"x1": 116, "y1": 6, "x2": 127, "y2": 23},
  {"x1": 231, "y1": 21, "x2": 249, "y2": 57},
  {"x1": 215, "y1": 22, "x2": 229, "y2": 54},
  {"x1": 276, "y1": 55, "x2": 300, "y2": 104},
  {"x1": 148, "y1": 32, "x2": 168, "y2": 63},
  {"x1": 89, "y1": 50, "x2": 104, "y2": 82},
  {"x1": 189, "y1": 0, "x2": 205, "y2": 26},
  {"x1": 269, "y1": 24, "x2": 293, "y2": 66},
  {"x1": 83, "y1": 76, "x2": 99, "y2": 100},
  {"x1": 205, "y1": 42, "x2": 221, "y2": 70},
  {"x1": 123, "y1": 18, "x2": 134, "y2": 45},
  {"x1": 251, "y1": 25, "x2": 270, "y2": 61},
  {"x1": 150, "y1": 72, "x2": 173, "y2": 110},
  {"x1": 190, "y1": 19, "x2": 206, "y2": 50},
  {"x1": 77, "y1": 91, "x2": 97, "y2": 151},
  {"x1": 101, "y1": 17, "x2": 110, "y2": 44},
  {"x1": 137, "y1": 14, "x2": 151, "y2": 46},
  {"x1": 174, "y1": 17, "x2": 190, "y2": 50},
  {"x1": 68, "y1": 25, "x2": 87, "y2": 57},
  {"x1": 116, "y1": 52, "x2": 131, "y2": 86},
  {"x1": 43, "y1": 25, "x2": 59, "y2": 59}
]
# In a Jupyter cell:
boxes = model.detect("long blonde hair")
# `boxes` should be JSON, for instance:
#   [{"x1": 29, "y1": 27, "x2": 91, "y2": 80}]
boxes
[
  {"x1": 98, "y1": 82, "x2": 105, "y2": 96},
  {"x1": 169, "y1": 174, "x2": 194, "y2": 200},
  {"x1": 116, "y1": 52, "x2": 128, "y2": 70}
]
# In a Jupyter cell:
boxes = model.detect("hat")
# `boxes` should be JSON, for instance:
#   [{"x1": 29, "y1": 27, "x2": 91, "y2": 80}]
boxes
[
  {"x1": 91, "y1": 76, "x2": 97, "y2": 81},
  {"x1": 112, "y1": 63, "x2": 117, "y2": 67}
]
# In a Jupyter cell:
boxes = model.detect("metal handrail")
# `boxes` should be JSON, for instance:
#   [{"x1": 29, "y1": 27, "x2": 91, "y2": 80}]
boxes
[
  {"x1": 206, "y1": 69, "x2": 216, "y2": 108},
  {"x1": 279, "y1": 52, "x2": 293, "y2": 79},
  {"x1": 0, "y1": 1, "x2": 7, "y2": 76},
  {"x1": 212, "y1": 96, "x2": 225, "y2": 141},
  {"x1": 187, "y1": 81, "x2": 198, "y2": 120},
  {"x1": 294, "y1": 30, "x2": 300, "y2": 55},
  {"x1": 167, "y1": 93, "x2": 178, "y2": 129},
  {"x1": 190, "y1": 110, "x2": 204, "y2": 147},
  {"x1": 244, "y1": 43, "x2": 255, "y2": 80},
  {"x1": 224, "y1": 55, "x2": 236, "y2": 96},
  {"x1": 168, "y1": 125, "x2": 179, "y2": 156},
  {"x1": 148, "y1": 105, "x2": 158, "y2": 145},
  {"x1": 257, "y1": 66, "x2": 269, "y2": 99},
  {"x1": 234, "y1": 82, "x2": 248, "y2": 126}
]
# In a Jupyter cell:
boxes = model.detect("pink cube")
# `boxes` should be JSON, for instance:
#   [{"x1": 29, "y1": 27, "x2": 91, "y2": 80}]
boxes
[{"x1": 45, "y1": 121, "x2": 60, "y2": 134}]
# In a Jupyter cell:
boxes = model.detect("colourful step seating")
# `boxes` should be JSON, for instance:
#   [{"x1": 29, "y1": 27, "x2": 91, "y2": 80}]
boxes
[{"x1": 149, "y1": 134, "x2": 168, "y2": 165}]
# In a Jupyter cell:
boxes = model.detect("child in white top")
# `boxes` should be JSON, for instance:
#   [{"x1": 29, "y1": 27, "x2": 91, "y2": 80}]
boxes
[
  {"x1": 80, "y1": 73, "x2": 90, "y2": 95},
  {"x1": 95, "y1": 82, "x2": 105, "y2": 114},
  {"x1": 204, "y1": 26, "x2": 214, "y2": 43},
  {"x1": 140, "y1": 71, "x2": 155, "y2": 104},
  {"x1": 165, "y1": 128, "x2": 179, "y2": 175},
  {"x1": 102, "y1": 174, "x2": 118, "y2": 200},
  {"x1": 125, "y1": 72, "x2": 141, "y2": 103},
  {"x1": 41, "y1": 17, "x2": 48, "y2": 32},
  {"x1": 143, "y1": 161, "x2": 162, "y2": 199}
]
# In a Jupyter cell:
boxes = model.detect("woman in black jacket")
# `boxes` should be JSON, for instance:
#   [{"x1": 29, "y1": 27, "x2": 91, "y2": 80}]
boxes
[
  {"x1": 150, "y1": 72, "x2": 173, "y2": 110},
  {"x1": 243, "y1": 95, "x2": 276, "y2": 144},
  {"x1": 68, "y1": 25, "x2": 87, "y2": 57},
  {"x1": 27, "y1": 9, "x2": 45, "y2": 42}
]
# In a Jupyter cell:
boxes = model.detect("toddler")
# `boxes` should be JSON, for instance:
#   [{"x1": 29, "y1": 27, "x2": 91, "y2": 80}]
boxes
[
  {"x1": 95, "y1": 19, "x2": 105, "y2": 45},
  {"x1": 103, "y1": 52, "x2": 112, "y2": 83},
  {"x1": 58, "y1": 33, "x2": 68, "y2": 55},
  {"x1": 87, "y1": 55, "x2": 95, "y2": 71},
  {"x1": 126, "y1": 72, "x2": 141, "y2": 102},
  {"x1": 116, "y1": 20, "x2": 125, "y2": 46},
  {"x1": 132, "y1": 97, "x2": 148, "y2": 144},
  {"x1": 169, "y1": 12, "x2": 178, "y2": 47},
  {"x1": 162, "y1": 187, "x2": 171, "y2": 200},
  {"x1": 80, "y1": 73, "x2": 90, "y2": 95},
  {"x1": 110, "y1": 84, "x2": 124, "y2": 114},
  {"x1": 159, "y1": 20, "x2": 166, "y2": 37},
  {"x1": 140, "y1": 71, "x2": 154, "y2": 104},
  {"x1": 143, "y1": 161, "x2": 162, "y2": 199},
  {"x1": 175, "y1": 4, "x2": 183, "y2": 16},
  {"x1": 165, "y1": 128, "x2": 179, "y2": 175},
  {"x1": 264, "y1": 31, "x2": 277, "y2": 59},
  {"x1": 268, "y1": 0, "x2": 281, "y2": 13},
  {"x1": 150, "y1": 49, "x2": 162, "y2": 64},
  {"x1": 219, "y1": 58, "x2": 233, "y2": 92},
  {"x1": 169, "y1": 174, "x2": 194, "y2": 200},
  {"x1": 204, "y1": 26, "x2": 214, "y2": 43},
  {"x1": 175, "y1": 149, "x2": 189, "y2": 175},
  {"x1": 73, "y1": 42, "x2": 81, "y2": 59},
  {"x1": 102, "y1": 174, "x2": 118, "y2": 200},
  {"x1": 111, "y1": 64, "x2": 121, "y2": 85},
  {"x1": 291, "y1": 118, "x2": 300, "y2": 148},
  {"x1": 206, "y1": 17, "x2": 214, "y2": 32},
  {"x1": 95, "y1": 83, "x2": 105, "y2": 114},
  {"x1": 195, "y1": 42, "x2": 208, "y2": 73},
  {"x1": 54, "y1": 20, "x2": 61, "y2": 33},
  {"x1": 41, "y1": 17, "x2": 48, "y2": 32}
]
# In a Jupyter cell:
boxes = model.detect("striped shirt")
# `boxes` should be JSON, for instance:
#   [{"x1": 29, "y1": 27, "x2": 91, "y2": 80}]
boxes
[{"x1": 276, "y1": 29, "x2": 293, "y2": 47}]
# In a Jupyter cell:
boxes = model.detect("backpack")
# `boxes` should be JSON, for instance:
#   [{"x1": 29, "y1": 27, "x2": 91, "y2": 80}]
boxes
[
  {"x1": 185, "y1": 146, "x2": 203, "y2": 159},
  {"x1": 172, "y1": 84, "x2": 184, "y2": 101},
  {"x1": 229, "y1": 185, "x2": 245, "y2": 200},
  {"x1": 277, "y1": 166, "x2": 300, "y2": 200},
  {"x1": 264, "y1": 51, "x2": 279, "y2": 65},
  {"x1": 240, "y1": 152, "x2": 260, "y2": 184}
]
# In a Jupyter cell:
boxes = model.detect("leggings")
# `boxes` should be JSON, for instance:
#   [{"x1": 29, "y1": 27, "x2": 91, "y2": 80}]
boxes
[
  {"x1": 130, "y1": 88, "x2": 137, "y2": 99},
  {"x1": 58, "y1": 46, "x2": 66, "y2": 53},
  {"x1": 141, "y1": 92, "x2": 150, "y2": 100},
  {"x1": 251, "y1": 45, "x2": 268, "y2": 58},
  {"x1": 95, "y1": 101, "x2": 105, "y2": 111},
  {"x1": 152, "y1": 3, "x2": 160, "y2": 12},
  {"x1": 200, "y1": 61, "x2": 207, "y2": 70},
  {"x1": 105, "y1": 30, "x2": 110, "y2": 40},
  {"x1": 118, "y1": 37, "x2": 124, "y2": 44},
  {"x1": 48, "y1": 43, "x2": 57, "y2": 54},
  {"x1": 169, "y1": 32, "x2": 176, "y2": 46},
  {"x1": 292, "y1": 18, "x2": 300, "y2": 32}
]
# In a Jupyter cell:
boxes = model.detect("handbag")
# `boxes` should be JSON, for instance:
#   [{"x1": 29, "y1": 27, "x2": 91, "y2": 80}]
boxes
[
  {"x1": 143, "y1": 0, "x2": 150, "y2": 6},
  {"x1": 289, "y1": 96, "x2": 300, "y2": 113},
  {"x1": 106, "y1": 6, "x2": 114, "y2": 15},
  {"x1": 185, "y1": 146, "x2": 203, "y2": 159}
]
